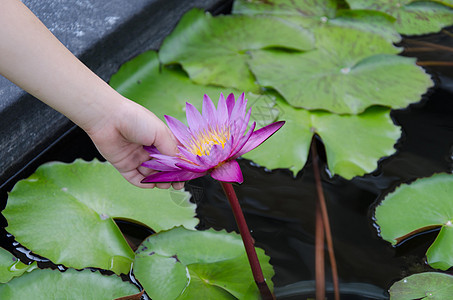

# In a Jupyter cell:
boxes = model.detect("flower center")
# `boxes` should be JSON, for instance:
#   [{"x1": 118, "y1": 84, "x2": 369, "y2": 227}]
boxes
[{"x1": 187, "y1": 125, "x2": 230, "y2": 156}]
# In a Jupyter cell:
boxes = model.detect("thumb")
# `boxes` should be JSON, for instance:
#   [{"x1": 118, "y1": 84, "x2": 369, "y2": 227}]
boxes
[
  {"x1": 151, "y1": 121, "x2": 179, "y2": 156},
  {"x1": 119, "y1": 100, "x2": 179, "y2": 156}
]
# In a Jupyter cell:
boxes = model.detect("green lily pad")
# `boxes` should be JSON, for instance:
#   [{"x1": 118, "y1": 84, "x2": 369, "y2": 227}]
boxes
[
  {"x1": 243, "y1": 99, "x2": 401, "y2": 179},
  {"x1": 158, "y1": 8, "x2": 314, "y2": 92},
  {"x1": 233, "y1": 0, "x2": 401, "y2": 42},
  {"x1": 0, "y1": 268, "x2": 140, "y2": 299},
  {"x1": 232, "y1": 0, "x2": 338, "y2": 25},
  {"x1": 331, "y1": 9, "x2": 401, "y2": 43},
  {"x1": 3, "y1": 159, "x2": 197, "y2": 275},
  {"x1": 0, "y1": 247, "x2": 37, "y2": 283},
  {"x1": 389, "y1": 272, "x2": 453, "y2": 299},
  {"x1": 133, "y1": 227, "x2": 274, "y2": 300},
  {"x1": 375, "y1": 173, "x2": 453, "y2": 270},
  {"x1": 109, "y1": 50, "x2": 279, "y2": 127},
  {"x1": 249, "y1": 26, "x2": 433, "y2": 114},
  {"x1": 346, "y1": 0, "x2": 453, "y2": 35},
  {"x1": 439, "y1": 0, "x2": 453, "y2": 7}
]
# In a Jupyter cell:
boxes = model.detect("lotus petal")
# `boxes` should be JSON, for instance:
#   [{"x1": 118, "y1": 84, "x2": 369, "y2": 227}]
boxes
[
  {"x1": 202, "y1": 94, "x2": 217, "y2": 125},
  {"x1": 142, "y1": 170, "x2": 206, "y2": 183},
  {"x1": 175, "y1": 161, "x2": 208, "y2": 172},
  {"x1": 211, "y1": 160, "x2": 244, "y2": 183},
  {"x1": 143, "y1": 145, "x2": 160, "y2": 155},
  {"x1": 164, "y1": 115, "x2": 191, "y2": 146},
  {"x1": 226, "y1": 93, "x2": 236, "y2": 117},
  {"x1": 217, "y1": 93, "x2": 229, "y2": 126},
  {"x1": 186, "y1": 102, "x2": 207, "y2": 133},
  {"x1": 142, "y1": 93, "x2": 284, "y2": 184},
  {"x1": 231, "y1": 122, "x2": 256, "y2": 157},
  {"x1": 142, "y1": 159, "x2": 180, "y2": 171},
  {"x1": 235, "y1": 121, "x2": 285, "y2": 158},
  {"x1": 230, "y1": 93, "x2": 246, "y2": 121}
]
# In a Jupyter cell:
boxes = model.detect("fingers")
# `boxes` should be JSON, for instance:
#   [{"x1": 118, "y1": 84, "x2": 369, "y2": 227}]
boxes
[
  {"x1": 113, "y1": 100, "x2": 186, "y2": 189},
  {"x1": 136, "y1": 180, "x2": 181, "y2": 190},
  {"x1": 172, "y1": 181, "x2": 185, "y2": 190},
  {"x1": 137, "y1": 164, "x2": 153, "y2": 177},
  {"x1": 123, "y1": 166, "x2": 186, "y2": 190}
]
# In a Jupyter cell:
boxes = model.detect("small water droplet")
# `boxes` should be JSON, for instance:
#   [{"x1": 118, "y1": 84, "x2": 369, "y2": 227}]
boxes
[
  {"x1": 320, "y1": 16, "x2": 328, "y2": 23},
  {"x1": 249, "y1": 161, "x2": 261, "y2": 168},
  {"x1": 109, "y1": 255, "x2": 133, "y2": 273},
  {"x1": 341, "y1": 67, "x2": 351, "y2": 74},
  {"x1": 324, "y1": 166, "x2": 334, "y2": 178},
  {"x1": 445, "y1": 220, "x2": 453, "y2": 227},
  {"x1": 57, "y1": 265, "x2": 66, "y2": 271},
  {"x1": 9, "y1": 260, "x2": 30, "y2": 272},
  {"x1": 100, "y1": 213, "x2": 109, "y2": 220},
  {"x1": 61, "y1": 187, "x2": 68, "y2": 192},
  {"x1": 15, "y1": 247, "x2": 48, "y2": 262}
]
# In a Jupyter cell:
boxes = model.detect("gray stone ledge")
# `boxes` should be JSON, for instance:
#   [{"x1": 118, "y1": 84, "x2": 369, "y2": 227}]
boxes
[{"x1": 0, "y1": 0, "x2": 231, "y2": 184}]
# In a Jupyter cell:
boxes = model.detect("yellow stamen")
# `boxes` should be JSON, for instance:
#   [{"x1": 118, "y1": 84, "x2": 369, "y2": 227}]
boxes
[{"x1": 187, "y1": 125, "x2": 230, "y2": 156}]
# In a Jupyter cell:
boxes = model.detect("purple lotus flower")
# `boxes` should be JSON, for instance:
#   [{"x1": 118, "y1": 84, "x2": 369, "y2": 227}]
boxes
[{"x1": 141, "y1": 93, "x2": 284, "y2": 184}]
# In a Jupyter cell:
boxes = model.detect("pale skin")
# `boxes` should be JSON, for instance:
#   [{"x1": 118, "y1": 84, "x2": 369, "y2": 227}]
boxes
[{"x1": 0, "y1": 0, "x2": 183, "y2": 189}]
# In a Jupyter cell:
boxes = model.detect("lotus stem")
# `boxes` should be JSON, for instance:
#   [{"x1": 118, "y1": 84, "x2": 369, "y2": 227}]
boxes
[
  {"x1": 311, "y1": 141, "x2": 340, "y2": 300},
  {"x1": 220, "y1": 181, "x2": 274, "y2": 300}
]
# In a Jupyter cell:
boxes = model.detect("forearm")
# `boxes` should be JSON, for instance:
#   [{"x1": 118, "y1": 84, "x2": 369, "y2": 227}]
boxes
[{"x1": 0, "y1": 0, "x2": 120, "y2": 132}]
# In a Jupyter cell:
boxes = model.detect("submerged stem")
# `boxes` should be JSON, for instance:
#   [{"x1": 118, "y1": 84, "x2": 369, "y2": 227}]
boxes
[
  {"x1": 311, "y1": 141, "x2": 340, "y2": 300},
  {"x1": 416, "y1": 61, "x2": 453, "y2": 67},
  {"x1": 315, "y1": 199, "x2": 325, "y2": 300},
  {"x1": 404, "y1": 39, "x2": 453, "y2": 53},
  {"x1": 220, "y1": 181, "x2": 274, "y2": 300}
]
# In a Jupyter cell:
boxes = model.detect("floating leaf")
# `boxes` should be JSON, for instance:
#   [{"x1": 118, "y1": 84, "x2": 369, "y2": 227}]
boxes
[
  {"x1": 158, "y1": 9, "x2": 314, "y2": 92},
  {"x1": 0, "y1": 268, "x2": 140, "y2": 299},
  {"x1": 233, "y1": 0, "x2": 401, "y2": 42},
  {"x1": 109, "y1": 50, "x2": 279, "y2": 127},
  {"x1": 3, "y1": 159, "x2": 197, "y2": 275},
  {"x1": 346, "y1": 0, "x2": 453, "y2": 35},
  {"x1": 233, "y1": 0, "x2": 338, "y2": 16},
  {"x1": 249, "y1": 26, "x2": 433, "y2": 114},
  {"x1": 243, "y1": 99, "x2": 400, "y2": 179},
  {"x1": 0, "y1": 247, "x2": 37, "y2": 283},
  {"x1": 133, "y1": 227, "x2": 274, "y2": 300},
  {"x1": 331, "y1": 9, "x2": 401, "y2": 43},
  {"x1": 375, "y1": 173, "x2": 453, "y2": 270},
  {"x1": 439, "y1": 0, "x2": 453, "y2": 7},
  {"x1": 389, "y1": 272, "x2": 453, "y2": 299},
  {"x1": 115, "y1": 290, "x2": 145, "y2": 300}
]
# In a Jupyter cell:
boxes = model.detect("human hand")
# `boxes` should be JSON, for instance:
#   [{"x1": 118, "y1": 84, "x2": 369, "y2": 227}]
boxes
[
  {"x1": 0, "y1": 1, "x2": 185, "y2": 189},
  {"x1": 85, "y1": 96, "x2": 185, "y2": 189}
]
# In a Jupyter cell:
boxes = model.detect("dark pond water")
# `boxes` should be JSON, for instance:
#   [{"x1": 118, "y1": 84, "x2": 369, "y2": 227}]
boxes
[{"x1": 1, "y1": 28, "x2": 453, "y2": 300}]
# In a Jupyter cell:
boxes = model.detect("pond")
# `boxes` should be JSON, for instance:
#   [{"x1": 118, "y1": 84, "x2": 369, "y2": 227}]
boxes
[{"x1": 1, "y1": 1, "x2": 453, "y2": 299}]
